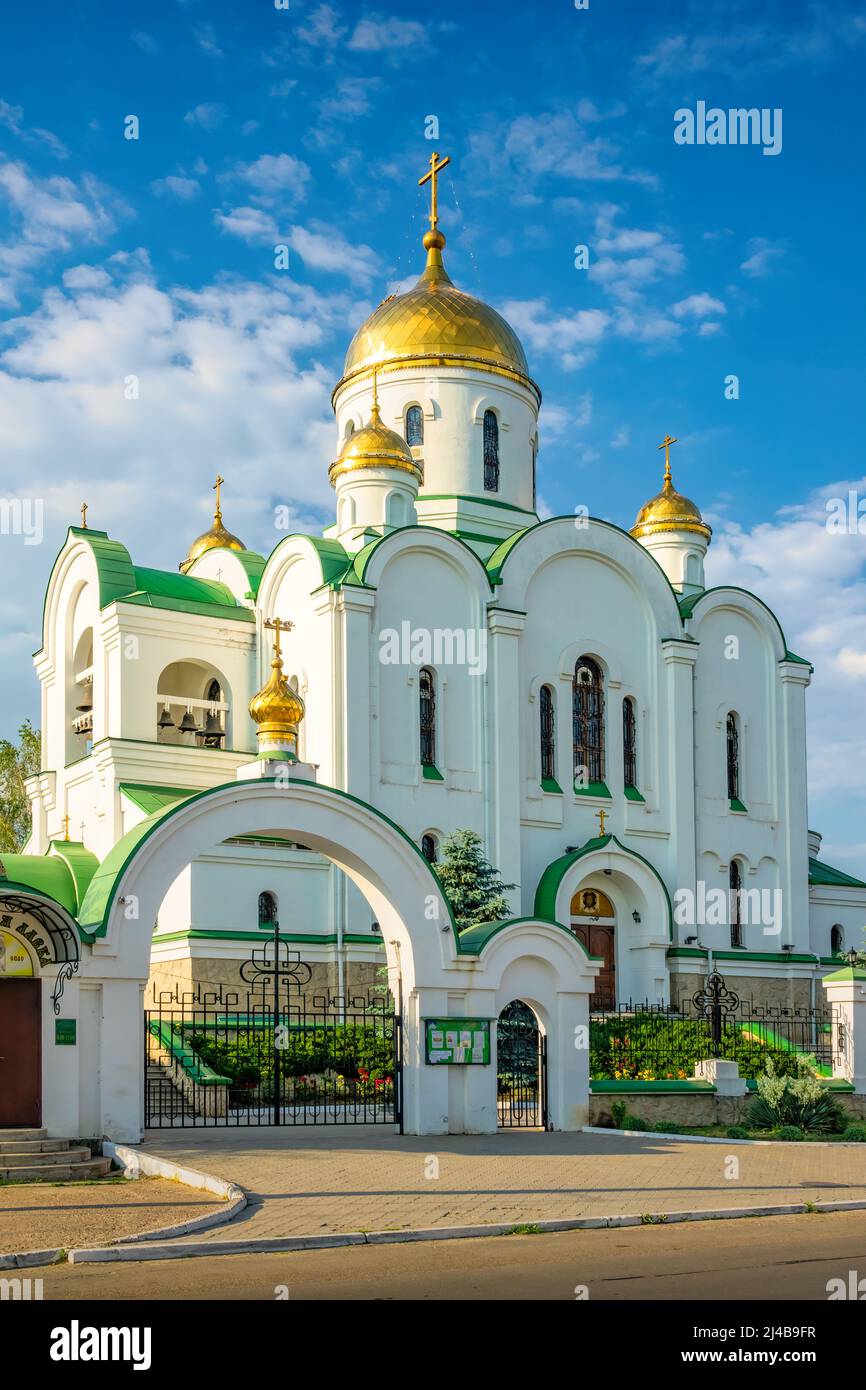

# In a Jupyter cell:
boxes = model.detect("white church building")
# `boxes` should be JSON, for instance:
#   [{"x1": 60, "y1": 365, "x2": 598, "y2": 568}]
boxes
[{"x1": 1, "y1": 156, "x2": 865, "y2": 1137}]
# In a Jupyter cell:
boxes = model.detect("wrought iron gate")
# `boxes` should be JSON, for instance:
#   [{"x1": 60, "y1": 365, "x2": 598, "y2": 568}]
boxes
[
  {"x1": 496, "y1": 1000, "x2": 548, "y2": 1128},
  {"x1": 144, "y1": 934, "x2": 401, "y2": 1129}
]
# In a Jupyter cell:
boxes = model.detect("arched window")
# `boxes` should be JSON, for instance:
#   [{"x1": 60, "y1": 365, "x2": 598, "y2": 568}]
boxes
[
  {"x1": 726, "y1": 712, "x2": 740, "y2": 801},
  {"x1": 387, "y1": 492, "x2": 406, "y2": 528},
  {"x1": 540, "y1": 684, "x2": 556, "y2": 783},
  {"x1": 531, "y1": 435, "x2": 538, "y2": 511},
  {"x1": 345, "y1": 419, "x2": 355, "y2": 438},
  {"x1": 831, "y1": 924, "x2": 845, "y2": 956},
  {"x1": 729, "y1": 860, "x2": 743, "y2": 948},
  {"x1": 483, "y1": 409, "x2": 500, "y2": 491},
  {"x1": 419, "y1": 667, "x2": 436, "y2": 768},
  {"x1": 421, "y1": 833, "x2": 438, "y2": 864},
  {"x1": 573, "y1": 656, "x2": 605, "y2": 786},
  {"x1": 258, "y1": 890, "x2": 278, "y2": 928},
  {"x1": 623, "y1": 697, "x2": 637, "y2": 789},
  {"x1": 406, "y1": 405, "x2": 424, "y2": 447}
]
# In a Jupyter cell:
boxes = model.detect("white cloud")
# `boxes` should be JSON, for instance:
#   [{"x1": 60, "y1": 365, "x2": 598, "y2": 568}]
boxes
[
  {"x1": 62, "y1": 264, "x2": 112, "y2": 291},
  {"x1": 467, "y1": 110, "x2": 658, "y2": 193},
  {"x1": 348, "y1": 17, "x2": 427, "y2": 50},
  {"x1": 215, "y1": 206, "x2": 279, "y2": 243},
  {"x1": 611, "y1": 425, "x2": 630, "y2": 449},
  {"x1": 194, "y1": 23, "x2": 223, "y2": 58},
  {"x1": 227, "y1": 153, "x2": 311, "y2": 204},
  {"x1": 671, "y1": 292, "x2": 726, "y2": 319},
  {"x1": 150, "y1": 175, "x2": 201, "y2": 201},
  {"x1": 287, "y1": 222, "x2": 379, "y2": 284},
  {"x1": 318, "y1": 78, "x2": 380, "y2": 123},
  {"x1": 297, "y1": 3, "x2": 345, "y2": 46},
  {"x1": 183, "y1": 103, "x2": 227, "y2": 131},
  {"x1": 0, "y1": 98, "x2": 66, "y2": 158},
  {"x1": 501, "y1": 298, "x2": 610, "y2": 369},
  {"x1": 741, "y1": 236, "x2": 786, "y2": 278}
]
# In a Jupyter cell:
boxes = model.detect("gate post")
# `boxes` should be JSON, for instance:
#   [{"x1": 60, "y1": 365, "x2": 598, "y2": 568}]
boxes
[{"x1": 822, "y1": 962, "x2": 866, "y2": 1092}]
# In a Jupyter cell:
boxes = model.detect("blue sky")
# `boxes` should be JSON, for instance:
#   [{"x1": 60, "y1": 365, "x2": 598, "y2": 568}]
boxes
[{"x1": 1, "y1": 0, "x2": 865, "y2": 864}]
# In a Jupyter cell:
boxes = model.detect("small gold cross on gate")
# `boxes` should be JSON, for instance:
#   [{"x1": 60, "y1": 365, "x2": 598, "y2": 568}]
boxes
[
  {"x1": 62, "y1": 814, "x2": 70, "y2": 841},
  {"x1": 657, "y1": 434, "x2": 678, "y2": 483},
  {"x1": 264, "y1": 616, "x2": 294, "y2": 659},
  {"x1": 419, "y1": 151, "x2": 451, "y2": 230},
  {"x1": 80, "y1": 502, "x2": 88, "y2": 529},
  {"x1": 596, "y1": 808, "x2": 608, "y2": 837}
]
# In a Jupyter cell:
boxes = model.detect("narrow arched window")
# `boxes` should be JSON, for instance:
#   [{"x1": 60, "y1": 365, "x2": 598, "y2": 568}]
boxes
[
  {"x1": 258, "y1": 890, "x2": 278, "y2": 928},
  {"x1": 406, "y1": 405, "x2": 424, "y2": 446},
  {"x1": 345, "y1": 419, "x2": 355, "y2": 438},
  {"x1": 726, "y1": 712, "x2": 740, "y2": 801},
  {"x1": 419, "y1": 667, "x2": 436, "y2": 768},
  {"x1": 729, "y1": 860, "x2": 743, "y2": 948},
  {"x1": 573, "y1": 656, "x2": 605, "y2": 786},
  {"x1": 623, "y1": 697, "x2": 637, "y2": 789},
  {"x1": 483, "y1": 409, "x2": 500, "y2": 491},
  {"x1": 540, "y1": 684, "x2": 555, "y2": 783},
  {"x1": 831, "y1": 924, "x2": 844, "y2": 956},
  {"x1": 421, "y1": 833, "x2": 438, "y2": 864},
  {"x1": 531, "y1": 436, "x2": 538, "y2": 511}
]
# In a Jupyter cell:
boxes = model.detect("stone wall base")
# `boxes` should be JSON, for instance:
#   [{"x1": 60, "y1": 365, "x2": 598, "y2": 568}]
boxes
[
  {"x1": 147, "y1": 955, "x2": 386, "y2": 1007},
  {"x1": 589, "y1": 1090, "x2": 866, "y2": 1127},
  {"x1": 669, "y1": 971, "x2": 814, "y2": 1014}
]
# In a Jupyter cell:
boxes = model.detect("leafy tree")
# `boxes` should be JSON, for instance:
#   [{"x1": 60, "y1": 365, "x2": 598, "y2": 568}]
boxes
[
  {"x1": 0, "y1": 719, "x2": 41, "y2": 853},
  {"x1": 434, "y1": 829, "x2": 516, "y2": 932}
]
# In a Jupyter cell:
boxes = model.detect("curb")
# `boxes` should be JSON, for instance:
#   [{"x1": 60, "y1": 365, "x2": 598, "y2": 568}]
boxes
[
  {"x1": 102, "y1": 1142, "x2": 247, "y2": 1242},
  {"x1": 65, "y1": 1197, "x2": 866, "y2": 1264},
  {"x1": 0, "y1": 1248, "x2": 65, "y2": 1271},
  {"x1": 581, "y1": 1125, "x2": 866, "y2": 1147}
]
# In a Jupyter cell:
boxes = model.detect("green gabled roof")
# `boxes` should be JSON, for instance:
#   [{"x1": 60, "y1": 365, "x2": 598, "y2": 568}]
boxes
[
  {"x1": 678, "y1": 586, "x2": 811, "y2": 668},
  {"x1": 533, "y1": 833, "x2": 674, "y2": 940},
  {"x1": 67, "y1": 528, "x2": 137, "y2": 607},
  {"x1": 181, "y1": 546, "x2": 266, "y2": 598},
  {"x1": 47, "y1": 840, "x2": 99, "y2": 909},
  {"x1": 121, "y1": 566, "x2": 253, "y2": 621},
  {"x1": 809, "y1": 856, "x2": 866, "y2": 889},
  {"x1": 0, "y1": 853, "x2": 78, "y2": 914},
  {"x1": 120, "y1": 783, "x2": 197, "y2": 816},
  {"x1": 486, "y1": 527, "x2": 535, "y2": 585},
  {"x1": 345, "y1": 525, "x2": 493, "y2": 591},
  {"x1": 457, "y1": 914, "x2": 578, "y2": 955}
]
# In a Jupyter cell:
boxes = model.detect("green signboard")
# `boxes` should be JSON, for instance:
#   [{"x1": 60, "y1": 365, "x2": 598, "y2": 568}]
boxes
[
  {"x1": 424, "y1": 1018, "x2": 490, "y2": 1065},
  {"x1": 55, "y1": 1019, "x2": 76, "y2": 1046}
]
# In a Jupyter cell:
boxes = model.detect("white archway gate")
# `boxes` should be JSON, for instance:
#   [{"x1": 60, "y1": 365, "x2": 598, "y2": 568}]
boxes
[{"x1": 74, "y1": 777, "x2": 600, "y2": 1140}]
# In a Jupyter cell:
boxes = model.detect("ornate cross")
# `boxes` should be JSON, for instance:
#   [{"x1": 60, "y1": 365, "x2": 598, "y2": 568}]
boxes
[
  {"x1": 213, "y1": 474, "x2": 224, "y2": 521},
  {"x1": 264, "y1": 616, "x2": 294, "y2": 658},
  {"x1": 419, "y1": 151, "x2": 451, "y2": 230},
  {"x1": 62, "y1": 814, "x2": 70, "y2": 841},
  {"x1": 657, "y1": 434, "x2": 678, "y2": 483},
  {"x1": 596, "y1": 808, "x2": 608, "y2": 837},
  {"x1": 80, "y1": 502, "x2": 88, "y2": 528}
]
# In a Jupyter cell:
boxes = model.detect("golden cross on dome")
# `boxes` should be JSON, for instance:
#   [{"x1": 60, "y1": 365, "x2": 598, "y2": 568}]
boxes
[
  {"x1": 213, "y1": 474, "x2": 225, "y2": 522},
  {"x1": 596, "y1": 808, "x2": 608, "y2": 837},
  {"x1": 80, "y1": 502, "x2": 88, "y2": 529},
  {"x1": 419, "y1": 151, "x2": 451, "y2": 230},
  {"x1": 264, "y1": 617, "x2": 294, "y2": 659},
  {"x1": 657, "y1": 434, "x2": 678, "y2": 484}
]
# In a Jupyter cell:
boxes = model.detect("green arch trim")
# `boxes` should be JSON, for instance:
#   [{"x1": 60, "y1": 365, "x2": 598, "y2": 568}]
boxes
[
  {"x1": 457, "y1": 914, "x2": 592, "y2": 958},
  {"x1": 534, "y1": 834, "x2": 674, "y2": 942},
  {"x1": 678, "y1": 585, "x2": 811, "y2": 668},
  {"x1": 77, "y1": 777, "x2": 459, "y2": 947},
  {"x1": 347, "y1": 525, "x2": 495, "y2": 592}
]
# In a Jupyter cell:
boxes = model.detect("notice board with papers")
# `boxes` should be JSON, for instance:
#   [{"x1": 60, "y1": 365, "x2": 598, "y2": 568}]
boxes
[{"x1": 424, "y1": 1018, "x2": 491, "y2": 1065}]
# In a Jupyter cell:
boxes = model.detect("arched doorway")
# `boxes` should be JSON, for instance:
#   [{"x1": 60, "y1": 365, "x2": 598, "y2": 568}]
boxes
[
  {"x1": 496, "y1": 999, "x2": 547, "y2": 1129},
  {"x1": 0, "y1": 929, "x2": 41, "y2": 1126},
  {"x1": 570, "y1": 886, "x2": 616, "y2": 1010}
]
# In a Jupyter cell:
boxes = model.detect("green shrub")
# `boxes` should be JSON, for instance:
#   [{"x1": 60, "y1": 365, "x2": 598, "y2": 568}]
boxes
[
  {"x1": 622, "y1": 1115, "x2": 652, "y2": 1131},
  {"x1": 748, "y1": 1057, "x2": 844, "y2": 1133},
  {"x1": 610, "y1": 1100, "x2": 627, "y2": 1129},
  {"x1": 842, "y1": 1125, "x2": 866, "y2": 1142},
  {"x1": 775, "y1": 1125, "x2": 805, "y2": 1142},
  {"x1": 726, "y1": 1125, "x2": 749, "y2": 1139},
  {"x1": 654, "y1": 1120, "x2": 682, "y2": 1133},
  {"x1": 589, "y1": 1015, "x2": 803, "y2": 1082}
]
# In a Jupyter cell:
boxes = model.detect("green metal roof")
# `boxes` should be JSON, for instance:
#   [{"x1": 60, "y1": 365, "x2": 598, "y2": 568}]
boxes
[
  {"x1": 119, "y1": 783, "x2": 197, "y2": 816},
  {"x1": 47, "y1": 840, "x2": 99, "y2": 909},
  {"x1": 67, "y1": 528, "x2": 137, "y2": 607},
  {"x1": 533, "y1": 834, "x2": 673, "y2": 940},
  {"x1": 0, "y1": 853, "x2": 78, "y2": 914},
  {"x1": 809, "y1": 856, "x2": 866, "y2": 889},
  {"x1": 678, "y1": 586, "x2": 812, "y2": 669}
]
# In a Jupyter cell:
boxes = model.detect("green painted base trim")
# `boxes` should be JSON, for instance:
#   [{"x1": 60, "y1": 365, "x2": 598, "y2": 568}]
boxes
[
  {"x1": 153, "y1": 929, "x2": 384, "y2": 947},
  {"x1": 729, "y1": 797, "x2": 748, "y2": 814},
  {"x1": 624, "y1": 785, "x2": 646, "y2": 803},
  {"x1": 422, "y1": 763, "x2": 444, "y2": 782},
  {"x1": 591, "y1": 1079, "x2": 716, "y2": 1093},
  {"x1": 540, "y1": 777, "x2": 563, "y2": 795},
  {"x1": 574, "y1": 781, "x2": 611, "y2": 798},
  {"x1": 418, "y1": 493, "x2": 538, "y2": 517},
  {"x1": 668, "y1": 947, "x2": 840, "y2": 966}
]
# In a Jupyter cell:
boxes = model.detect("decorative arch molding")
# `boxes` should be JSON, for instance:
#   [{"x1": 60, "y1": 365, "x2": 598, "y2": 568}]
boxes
[
  {"x1": 681, "y1": 586, "x2": 793, "y2": 667},
  {"x1": 256, "y1": 534, "x2": 354, "y2": 616},
  {"x1": 534, "y1": 834, "x2": 673, "y2": 943},
  {"x1": 557, "y1": 639, "x2": 624, "y2": 688},
  {"x1": 470, "y1": 395, "x2": 512, "y2": 430},
  {"x1": 353, "y1": 524, "x2": 493, "y2": 598},
  {"x1": 38, "y1": 532, "x2": 118, "y2": 671}
]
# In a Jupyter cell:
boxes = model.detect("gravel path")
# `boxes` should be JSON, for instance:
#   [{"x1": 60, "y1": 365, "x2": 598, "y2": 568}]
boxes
[{"x1": 0, "y1": 1176, "x2": 223, "y2": 1252}]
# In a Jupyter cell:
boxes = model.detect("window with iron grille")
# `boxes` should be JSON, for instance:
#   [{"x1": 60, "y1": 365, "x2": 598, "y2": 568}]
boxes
[
  {"x1": 573, "y1": 657, "x2": 605, "y2": 785},
  {"x1": 421, "y1": 833, "x2": 438, "y2": 864},
  {"x1": 623, "y1": 697, "x2": 637, "y2": 789},
  {"x1": 729, "y1": 859, "x2": 743, "y2": 947},
  {"x1": 483, "y1": 409, "x2": 500, "y2": 491},
  {"x1": 726, "y1": 712, "x2": 740, "y2": 800},
  {"x1": 406, "y1": 405, "x2": 424, "y2": 446},
  {"x1": 419, "y1": 666, "x2": 436, "y2": 767},
  {"x1": 540, "y1": 684, "x2": 555, "y2": 782},
  {"x1": 258, "y1": 890, "x2": 278, "y2": 928},
  {"x1": 831, "y1": 923, "x2": 844, "y2": 955}
]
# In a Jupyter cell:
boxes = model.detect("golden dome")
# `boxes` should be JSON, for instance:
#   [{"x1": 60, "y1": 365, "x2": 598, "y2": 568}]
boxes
[
  {"x1": 249, "y1": 649, "x2": 305, "y2": 739},
  {"x1": 631, "y1": 460, "x2": 711, "y2": 541},
  {"x1": 180, "y1": 475, "x2": 246, "y2": 574},
  {"x1": 335, "y1": 227, "x2": 537, "y2": 399},
  {"x1": 329, "y1": 382, "x2": 422, "y2": 486}
]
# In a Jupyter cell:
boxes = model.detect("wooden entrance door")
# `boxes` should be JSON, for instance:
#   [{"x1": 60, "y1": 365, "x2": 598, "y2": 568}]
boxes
[
  {"x1": 574, "y1": 923, "x2": 616, "y2": 1009},
  {"x1": 0, "y1": 979, "x2": 41, "y2": 1126}
]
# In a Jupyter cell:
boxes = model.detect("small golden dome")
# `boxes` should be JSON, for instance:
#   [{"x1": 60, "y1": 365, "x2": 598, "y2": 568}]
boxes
[
  {"x1": 631, "y1": 462, "x2": 711, "y2": 541},
  {"x1": 180, "y1": 475, "x2": 246, "y2": 573},
  {"x1": 249, "y1": 652, "x2": 305, "y2": 738},
  {"x1": 329, "y1": 386, "x2": 422, "y2": 486},
  {"x1": 336, "y1": 228, "x2": 534, "y2": 397}
]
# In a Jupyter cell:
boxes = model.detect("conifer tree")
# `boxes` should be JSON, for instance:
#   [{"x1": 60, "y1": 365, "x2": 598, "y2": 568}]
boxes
[{"x1": 435, "y1": 829, "x2": 516, "y2": 932}]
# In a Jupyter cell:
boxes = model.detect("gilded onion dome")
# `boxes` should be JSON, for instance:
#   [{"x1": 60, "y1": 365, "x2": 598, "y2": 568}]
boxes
[
  {"x1": 249, "y1": 620, "x2": 305, "y2": 745},
  {"x1": 329, "y1": 378, "x2": 422, "y2": 486},
  {"x1": 335, "y1": 226, "x2": 537, "y2": 400},
  {"x1": 180, "y1": 474, "x2": 246, "y2": 574},
  {"x1": 631, "y1": 453, "x2": 711, "y2": 541}
]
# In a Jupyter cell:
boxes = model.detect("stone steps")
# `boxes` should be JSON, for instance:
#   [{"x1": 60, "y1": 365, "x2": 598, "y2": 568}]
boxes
[
  {"x1": 0, "y1": 1129, "x2": 113, "y2": 1182},
  {"x1": 0, "y1": 1156, "x2": 112, "y2": 1182},
  {"x1": 0, "y1": 1137, "x2": 78, "y2": 1154}
]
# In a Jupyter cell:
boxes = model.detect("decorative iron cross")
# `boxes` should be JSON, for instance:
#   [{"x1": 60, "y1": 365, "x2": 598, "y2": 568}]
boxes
[
  {"x1": 419, "y1": 151, "x2": 451, "y2": 230},
  {"x1": 80, "y1": 502, "x2": 88, "y2": 528},
  {"x1": 657, "y1": 434, "x2": 678, "y2": 482},
  {"x1": 596, "y1": 808, "x2": 608, "y2": 837},
  {"x1": 239, "y1": 939, "x2": 311, "y2": 997},
  {"x1": 264, "y1": 616, "x2": 294, "y2": 658}
]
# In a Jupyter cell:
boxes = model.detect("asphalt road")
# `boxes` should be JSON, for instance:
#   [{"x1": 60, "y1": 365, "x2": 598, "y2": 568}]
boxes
[{"x1": 38, "y1": 1209, "x2": 866, "y2": 1301}]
